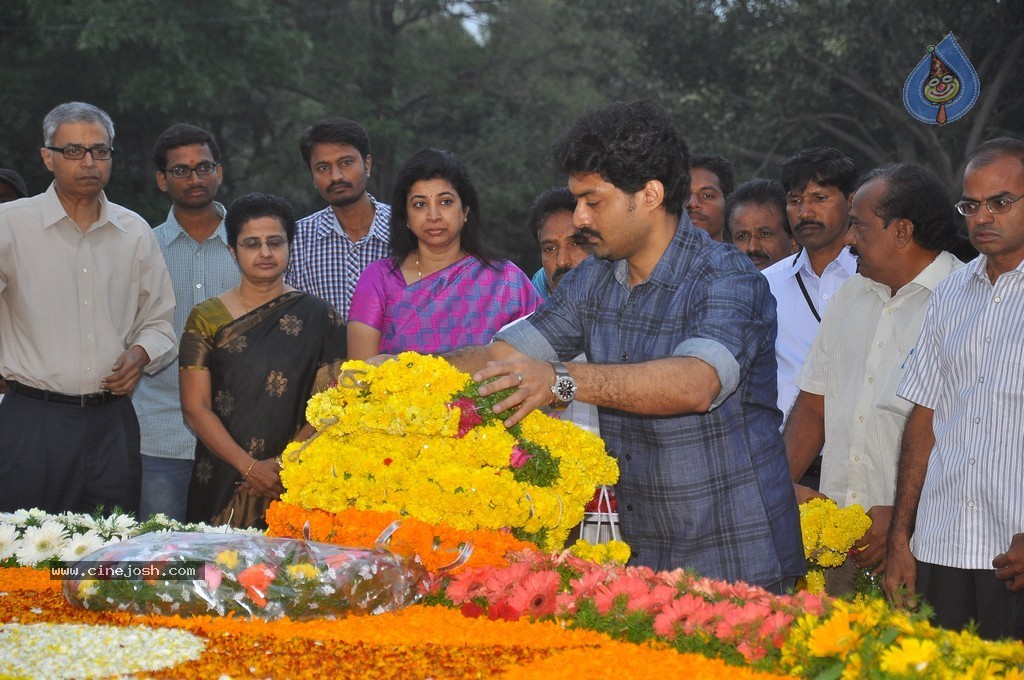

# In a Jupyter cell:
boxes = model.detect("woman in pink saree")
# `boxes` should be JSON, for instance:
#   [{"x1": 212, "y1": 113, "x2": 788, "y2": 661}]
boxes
[{"x1": 348, "y1": 149, "x2": 539, "y2": 358}]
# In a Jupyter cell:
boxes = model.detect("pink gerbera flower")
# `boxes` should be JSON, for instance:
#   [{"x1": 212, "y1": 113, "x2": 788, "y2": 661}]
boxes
[
  {"x1": 446, "y1": 566, "x2": 491, "y2": 605},
  {"x1": 507, "y1": 570, "x2": 560, "y2": 619},
  {"x1": 569, "y1": 568, "x2": 608, "y2": 599},
  {"x1": 653, "y1": 593, "x2": 710, "y2": 637},
  {"x1": 483, "y1": 561, "x2": 532, "y2": 603},
  {"x1": 593, "y1": 575, "x2": 650, "y2": 615}
]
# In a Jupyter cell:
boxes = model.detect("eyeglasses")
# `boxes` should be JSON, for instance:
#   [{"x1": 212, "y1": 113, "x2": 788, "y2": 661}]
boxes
[
  {"x1": 45, "y1": 145, "x2": 114, "y2": 161},
  {"x1": 162, "y1": 162, "x2": 219, "y2": 179},
  {"x1": 955, "y1": 193, "x2": 1024, "y2": 216},
  {"x1": 236, "y1": 236, "x2": 288, "y2": 251}
]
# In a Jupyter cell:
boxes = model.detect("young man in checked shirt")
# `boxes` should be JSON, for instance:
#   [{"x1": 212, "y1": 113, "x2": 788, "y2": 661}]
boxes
[
  {"x1": 442, "y1": 100, "x2": 804, "y2": 592},
  {"x1": 287, "y1": 118, "x2": 391, "y2": 321}
]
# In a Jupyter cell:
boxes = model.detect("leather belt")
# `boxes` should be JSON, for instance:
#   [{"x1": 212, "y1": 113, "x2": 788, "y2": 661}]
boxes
[{"x1": 7, "y1": 381, "x2": 123, "y2": 407}]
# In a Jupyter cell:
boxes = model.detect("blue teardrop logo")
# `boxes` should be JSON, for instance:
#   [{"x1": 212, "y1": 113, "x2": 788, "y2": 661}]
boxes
[{"x1": 903, "y1": 33, "x2": 980, "y2": 126}]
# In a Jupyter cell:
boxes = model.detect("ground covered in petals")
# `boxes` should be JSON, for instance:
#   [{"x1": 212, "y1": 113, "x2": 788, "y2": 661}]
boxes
[{"x1": 0, "y1": 568, "x2": 771, "y2": 679}]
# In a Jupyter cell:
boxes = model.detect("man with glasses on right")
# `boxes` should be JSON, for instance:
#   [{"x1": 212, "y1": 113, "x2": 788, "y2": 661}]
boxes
[
  {"x1": 0, "y1": 102, "x2": 175, "y2": 516},
  {"x1": 885, "y1": 137, "x2": 1024, "y2": 641}
]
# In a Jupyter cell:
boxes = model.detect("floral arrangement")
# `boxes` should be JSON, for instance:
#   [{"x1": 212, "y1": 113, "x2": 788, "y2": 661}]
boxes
[
  {"x1": 3, "y1": 510, "x2": 1024, "y2": 677},
  {"x1": 781, "y1": 597, "x2": 1024, "y2": 678},
  {"x1": 0, "y1": 508, "x2": 258, "y2": 569},
  {"x1": 799, "y1": 498, "x2": 872, "y2": 593},
  {"x1": 265, "y1": 501, "x2": 536, "y2": 572},
  {"x1": 424, "y1": 550, "x2": 1024, "y2": 676},
  {"x1": 64, "y1": 531, "x2": 427, "y2": 620},
  {"x1": 279, "y1": 352, "x2": 619, "y2": 551},
  {"x1": 2, "y1": 567, "x2": 774, "y2": 679},
  {"x1": 426, "y1": 549, "x2": 825, "y2": 667}
]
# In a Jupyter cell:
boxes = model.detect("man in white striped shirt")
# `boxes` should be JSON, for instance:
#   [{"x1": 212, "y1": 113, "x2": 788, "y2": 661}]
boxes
[
  {"x1": 786, "y1": 163, "x2": 965, "y2": 592},
  {"x1": 885, "y1": 137, "x2": 1024, "y2": 641}
]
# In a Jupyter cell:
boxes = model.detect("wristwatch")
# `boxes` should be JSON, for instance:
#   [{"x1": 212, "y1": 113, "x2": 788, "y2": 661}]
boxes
[{"x1": 550, "y1": 362, "x2": 577, "y2": 408}]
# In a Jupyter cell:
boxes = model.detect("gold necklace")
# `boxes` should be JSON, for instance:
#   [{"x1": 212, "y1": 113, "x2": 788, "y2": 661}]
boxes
[
  {"x1": 238, "y1": 288, "x2": 251, "y2": 312},
  {"x1": 414, "y1": 250, "x2": 466, "y2": 280}
]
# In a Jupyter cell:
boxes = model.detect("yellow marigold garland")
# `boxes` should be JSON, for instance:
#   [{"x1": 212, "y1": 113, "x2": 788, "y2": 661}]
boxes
[{"x1": 280, "y1": 352, "x2": 618, "y2": 551}]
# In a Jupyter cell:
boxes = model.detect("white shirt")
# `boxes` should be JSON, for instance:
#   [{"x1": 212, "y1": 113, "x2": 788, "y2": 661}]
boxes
[
  {"x1": 898, "y1": 255, "x2": 1024, "y2": 569},
  {"x1": 763, "y1": 247, "x2": 858, "y2": 423},
  {"x1": 798, "y1": 252, "x2": 962, "y2": 509},
  {"x1": 0, "y1": 184, "x2": 176, "y2": 394}
]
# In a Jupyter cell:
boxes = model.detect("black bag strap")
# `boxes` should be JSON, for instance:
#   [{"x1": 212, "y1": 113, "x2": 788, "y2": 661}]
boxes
[{"x1": 795, "y1": 271, "x2": 821, "y2": 323}]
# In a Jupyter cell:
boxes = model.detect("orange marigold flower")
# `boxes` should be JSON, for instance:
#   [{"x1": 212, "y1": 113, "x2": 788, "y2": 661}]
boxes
[{"x1": 264, "y1": 501, "x2": 532, "y2": 573}]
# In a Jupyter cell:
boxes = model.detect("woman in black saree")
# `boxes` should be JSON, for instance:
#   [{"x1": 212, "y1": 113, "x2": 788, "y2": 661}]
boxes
[{"x1": 180, "y1": 193, "x2": 346, "y2": 528}]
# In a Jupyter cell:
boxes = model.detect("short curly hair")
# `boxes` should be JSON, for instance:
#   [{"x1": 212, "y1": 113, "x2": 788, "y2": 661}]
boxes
[
  {"x1": 553, "y1": 100, "x2": 690, "y2": 217},
  {"x1": 780, "y1": 147, "x2": 857, "y2": 196},
  {"x1": 225, "y1": 193, "x2": 296, "y2": 247},
  {"x1": 857, "y1": 163, "x2": 963, "y2": 254},
  {"x1": 526, "y1": 187, "x2": 576, "y2": 243},
  {"x1": 691, "y1": 154, "x2": 736, "y2": 197},
  {"x1": 726, "y1": 178, "x2": 790, "y2": 235}
]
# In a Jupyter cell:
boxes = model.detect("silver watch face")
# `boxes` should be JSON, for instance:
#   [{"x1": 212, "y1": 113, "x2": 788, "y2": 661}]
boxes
[{"x1": 552, "y1": 375, "x2": 576, "y2": 403}]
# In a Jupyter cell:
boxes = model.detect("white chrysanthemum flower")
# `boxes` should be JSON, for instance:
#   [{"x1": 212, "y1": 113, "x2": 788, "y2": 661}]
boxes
[
  {"x1": 0, "y1": 523, "x2": 20, "y2": 560},
  {"x1": 76, "y1": 514, "x2": 99, "y2": 531},
  {"x1": 14, "y1": 520, "x2": 68, "y2": 567},
  {"x1": 112, "y1": 513, "x2": 136, "y2": 531},
  {"x1": 9, "y1": 509, "x2": 32, "y2": 526},
  {"x1": 60, "y1": 530, "x2": 105, "y2": 562}
]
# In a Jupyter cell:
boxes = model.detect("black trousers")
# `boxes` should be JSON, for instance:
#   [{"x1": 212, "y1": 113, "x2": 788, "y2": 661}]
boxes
[
  {"x1": 0, "y1": 391, "x2": 141, "y2": 515},
  {"x1": 917, "y1": 560, "x2": 1024, "y2": 641}
]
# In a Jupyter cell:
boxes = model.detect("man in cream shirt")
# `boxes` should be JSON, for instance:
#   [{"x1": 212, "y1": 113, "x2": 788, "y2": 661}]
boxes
[
  {"x1": 785, "y1": 163, "x2": 964, "y2": 582},
  {"x1": 0, "y1": 102, "x2": 175, "y2": 515}
]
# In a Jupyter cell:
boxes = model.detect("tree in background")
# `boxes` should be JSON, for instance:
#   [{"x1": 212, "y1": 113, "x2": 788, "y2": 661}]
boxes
[{"x1": 1, "y1": 0, "x2": 1021, "y2": 270}]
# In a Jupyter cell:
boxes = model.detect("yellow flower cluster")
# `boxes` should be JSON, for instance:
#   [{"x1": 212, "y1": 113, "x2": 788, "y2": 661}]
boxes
[
  {"x1": 780, "y1": 597, "x2": 1024, "y2": 679},
  {"x1": 280, "y1": 353, "x2": 618, "y2": 551},
  {"x1": 799, "y1": 498, "x2": 872, "y2": 568},
  {"x1": 569, "y1": 539, "x2": 632, "y2": 565}
]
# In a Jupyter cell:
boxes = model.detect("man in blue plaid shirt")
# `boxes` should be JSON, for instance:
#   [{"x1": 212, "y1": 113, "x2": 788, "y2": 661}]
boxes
[
  {"x1": 449, "y1": 100, "x2": 804, "y2": 591},
  {"x1": 287, "y1": 118, "x2": 391, "y2": 320}
]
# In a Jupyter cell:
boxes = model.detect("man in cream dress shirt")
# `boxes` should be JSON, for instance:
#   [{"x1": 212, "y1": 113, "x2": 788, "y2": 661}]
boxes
[
  {"x1": 785, "y1": 163, "x2": 964, "y2": 583},
  {"x1": 0, "y1": 102, "x2": 175, "y2": 515}
]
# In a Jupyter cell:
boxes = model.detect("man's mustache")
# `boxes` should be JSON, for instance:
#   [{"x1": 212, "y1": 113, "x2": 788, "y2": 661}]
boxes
[
  {"x1": 551, "y1": 266, "x2": 572, "y2": 286},
  {"x1": 795, "y1": 219, "x2": 825, "y2": 231}
]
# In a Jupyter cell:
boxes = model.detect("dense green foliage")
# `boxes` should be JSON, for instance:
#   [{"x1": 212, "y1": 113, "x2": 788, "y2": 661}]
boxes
[{"x1": 2, "y1": 0, "x2": 1021, "y2": 270}]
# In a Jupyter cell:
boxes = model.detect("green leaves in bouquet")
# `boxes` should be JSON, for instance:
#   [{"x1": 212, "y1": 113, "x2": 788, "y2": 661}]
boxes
[
  {"x1": 456, "y1": 378, "x2": 561, "y2": 487},
  {"x1": 457, "y1": 377, "x2": 517, "y2": 423},
  {"x1": 510, "y1": 438, "x2": 560, "y2": 487}
]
